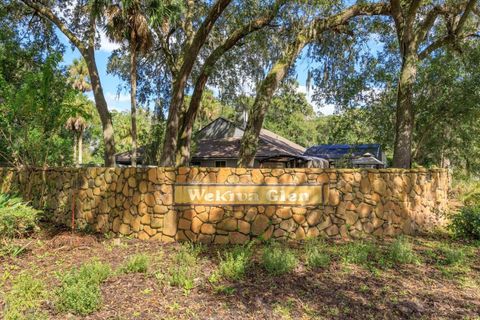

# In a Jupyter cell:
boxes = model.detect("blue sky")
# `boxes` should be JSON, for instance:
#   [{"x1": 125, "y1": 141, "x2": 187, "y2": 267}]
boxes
[{"x1": 59, "y1": 31, "x2": 337, "y2": 115}]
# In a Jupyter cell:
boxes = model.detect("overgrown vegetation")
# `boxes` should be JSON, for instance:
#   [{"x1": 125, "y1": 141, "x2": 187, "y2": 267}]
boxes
[
  {"x1": 305, "y1": 238, "x2": 331, "y2": 269},
  {"x1": 0, "y1": 194, "x2": 41, "y2": 238},
  {"x1": 341, "y1": 241, "x2": 381, "y2": 267},
  {"x1": 119, "y1": 254, "x2": 149, "y2": 274},
  {"x1": 216, "y1": 243, "x2": 253, "y2": 281},
  {"x1": 449, "y1": 205, "x2": 480, "y2": 240},
  {"x1": 163, "y1": 244, "x2": 202, "y2": 292},
  {"x1": 55, "y1": 261, "x2": 111, "y2": 315},
  {"x1": 3, "y1": 273, "x2": 47, "y2": 320},
  {"x1": 262, "y1": 243, "x2": 298, "y2": 275},
  {"x1": 387, "y1": 236, "x2": 419, "y2": 265}
]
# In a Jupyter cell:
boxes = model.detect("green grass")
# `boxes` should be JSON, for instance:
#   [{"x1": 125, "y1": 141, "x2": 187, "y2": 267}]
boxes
[
  {"x1": 164, "y1": 244, "x2": 202, "y2": 292},
  {"x1": 119, "y1": 254, "x2": 149, "y2": 274},
  {"x1": 341, "y1": 241, "x2": 380, "y2": 266},
  {"x1": 3, "y1": 273, "x2": 47, "y2": 320},
  {"x1": 387, "y1": 236, "x2": 419, "y2": 265},
  {"x1": 304, "y1": 238, "x2": 331, "y2": 269},
  {"x1": 55, "y1": 261, "x2": 111, "y2": 315},
  {"x1": 262, "y1": 243, "x2": 298, "y2": 275},
  {"x1": 217, "y1": 243, "x2": 253, "y2": 281}
]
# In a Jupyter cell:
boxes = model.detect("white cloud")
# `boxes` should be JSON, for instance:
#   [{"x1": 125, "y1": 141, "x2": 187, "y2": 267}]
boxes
[
  {"x1": 99, "y1": 31, "x2": 121, "y2": 52},
  {"x1": 297, "y1": 85, "x2": 336, "y2": 115}
]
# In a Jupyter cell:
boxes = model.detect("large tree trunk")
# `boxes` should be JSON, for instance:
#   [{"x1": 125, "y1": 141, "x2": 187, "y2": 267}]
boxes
[
  {"x1": 73, "y1": 134, "x2": 78, "y2": 167},
  {"x1": 78, "y1": 131, "x2": 83, "y2": 165},
  {"x1": 392, "y1": 49, "x2": 417, "y2": 168},
  {"x1": 85, "y1": 47, "x2": 116, "y2": 166},
  {"x1": 237, "y1": 41, "x2": 305, "y2": 167},
  {"x1": 174, "y1": 1, "x2": 287, "y2": 166},
  {"x1": 159, "y1": 0, "x2": 232, "y2": 166},
  {"x1": 130, "y1": 33, "x2": 138, "y2": 167}
]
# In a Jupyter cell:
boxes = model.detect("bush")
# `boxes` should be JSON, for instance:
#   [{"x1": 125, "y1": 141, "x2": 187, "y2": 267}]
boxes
[
  {"x1": 262, "y1": 244, "x2": 298, "y2": 275},
  {"x1": 342, "y1": 241, "x2": 379, "y2": 266},
  {"x1": 0, "y1": 194, "x2": 41, "y2": 238},
  {"x1": 217, "y1": 243, "x2": 253, "y2": 281},
  {"x1": 449, "y1": 206, "x2": 480, "y2": 240},
  {"x1": 387, "y1": 236, "x2": 418, "y2": 265},
  {"x1": 305, "y1": 239, "x2": 331, "y2": 269},
  {"x1": 120, "y1": 254, "x2": 149, "y2": 274},
  {"x1": 56, "y1": 261, "x2": 111, "y2": 315},
  {"x1": 167, "y1": 244, "x2": 201, "y2": 292},
  {"x1": 3, "y1": 273, "x2": 47, "y2": 320}
]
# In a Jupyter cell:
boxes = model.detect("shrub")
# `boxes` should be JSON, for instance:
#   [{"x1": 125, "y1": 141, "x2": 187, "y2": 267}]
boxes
[
  {"x1": 167, "y1": 244, "x2": 201, "y2": 292},
  {"x1": 342, "y1": 241, "x2": 379, "y2": 266},
  {"x1": 3, "y1": 273, "x2": 47, "y2": 320},
  {"x1": 387, "y1": 236, "x2": 418, "y2": 265},
  {"x1": 0, "y1": 194, "x2": 41, "y2": 238},
  {"x1": 262, "y1": 244, "x2": 298, "y2": 275},
  {"x1": 56, "y1": 261, "x2": 111, "y2": 315},
  {"x1": 305, "y1": 239, "x2": 331, "y2": 269},
  {"x1": 449, "y1": 206, "x2": 480, "y2": 240},
  {"x1": 217, "y1": 243, "x2": 253, "y2": 281},
  {"x1": 120, "y1": 254, "x2": 149, "y2": 274}
]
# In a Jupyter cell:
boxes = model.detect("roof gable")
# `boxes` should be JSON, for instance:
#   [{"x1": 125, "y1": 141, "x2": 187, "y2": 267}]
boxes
[{"x1": 193, "y1": 117, "x2": 306, "y2": 159}]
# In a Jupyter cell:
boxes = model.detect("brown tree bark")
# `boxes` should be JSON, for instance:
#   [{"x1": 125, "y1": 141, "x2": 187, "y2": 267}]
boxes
[
  {"x1": 21, "y1": 0, "x2": 116, "y2": 166},
  {"x1": 238, "y1": 40, "x2": 306, "y2": 167},
  {"x1": 390, "y1": 0, "x2": 476, "y2": 168},
  {"x1": 130, "y1": 31, "x2": 138, "y2": 167},
  {"x1": 85, "y1": 46, "x2": 116, "y2": 166},
  {"x1": 175, "y1": 1, "x2": 287, "y2": 166},
  {"x1": 159, "y1": 0, "x2": 232, "y2": 166},
  {"x1": 392, "y1": 49, "x2": 417, "y2": 168},
  {"x1": 237, "y1": 2, "x2": 391, "y2": 167}
]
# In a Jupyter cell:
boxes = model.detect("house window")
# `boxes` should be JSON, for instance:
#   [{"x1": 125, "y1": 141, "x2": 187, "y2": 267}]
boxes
[
  {"x1": 215, "y1": 160, "x2": 226, "y2": 167},
  {"x1": 190, "y1": 161, "x2": 201, "y2": 167}
]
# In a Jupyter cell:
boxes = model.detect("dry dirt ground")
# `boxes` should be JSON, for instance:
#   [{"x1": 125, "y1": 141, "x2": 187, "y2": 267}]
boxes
[{"x1": 0, "y1": 226, "x2": 479, "y2": 320}]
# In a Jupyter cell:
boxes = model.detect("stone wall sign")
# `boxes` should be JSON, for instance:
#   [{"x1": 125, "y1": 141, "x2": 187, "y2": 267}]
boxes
[{"x1": 174, "y1": 184, "x2": 324, "y2": 206}]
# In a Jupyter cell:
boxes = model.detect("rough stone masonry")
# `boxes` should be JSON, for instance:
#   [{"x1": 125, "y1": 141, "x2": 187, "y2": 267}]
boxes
[{"x1": 0, "y1": 167, "x2": 450, "y2": 243}]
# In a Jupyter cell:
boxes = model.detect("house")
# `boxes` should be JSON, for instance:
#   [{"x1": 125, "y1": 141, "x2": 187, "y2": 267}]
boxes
[
  {"x1": 191, "y1": 117, "x2": 328, "y2": 168},
  {"x1": 304, "y1": 144, "x2": 386, "y2": 168},
  {"x1": 115, "y1": 117, "x2": 331, "y2": 168}
]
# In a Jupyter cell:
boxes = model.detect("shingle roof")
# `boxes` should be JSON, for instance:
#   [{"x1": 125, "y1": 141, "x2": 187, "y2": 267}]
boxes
[{"x1": 192, "y1": 118, "x2": 306, "y2": 159}]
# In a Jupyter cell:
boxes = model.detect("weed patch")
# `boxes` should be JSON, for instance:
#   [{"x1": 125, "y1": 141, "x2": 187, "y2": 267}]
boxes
[
  {"x1": 55, "y1": 261, "x2": 111, "y2": 315},
  {"x1": 163, "y1": 244, "x2": 202, "y2": 292},
  {"x1": 387, "y1": 236, "x2": 419, "y2": 265},
  {"x1": 305, "y1": 239, "x2": 331, "y2": 269},
  {"x1": 3, "y1": 273, "x2": 47, "y2": 320},
  {"x1": 119, "y1": 254, "x2": 149, "y2": 274},
  {"x1": 262, "y1": 243, "x2": 298, "y2": 275},
  {"x1": 217, "y1": 243, "x2": 253, "y2": 281}
]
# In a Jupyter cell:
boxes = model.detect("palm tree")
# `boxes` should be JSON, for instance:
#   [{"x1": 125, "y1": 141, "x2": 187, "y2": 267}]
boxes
[
  {"x1": 105, "y1": 0, "x2": 153, "y2": 166},
  {"x1": 69, "y1": 58, "x2": 92, "y2": 93},
  {"x1": 67, "y1": 58, "x2": 92, "y2": 166},
  {"x1": 65, "y1": 116, "x2": 88, "y2": 166}
]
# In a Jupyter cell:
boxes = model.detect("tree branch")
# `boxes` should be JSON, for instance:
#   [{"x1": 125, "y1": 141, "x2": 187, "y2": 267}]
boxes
[
  {"x1": 312, "y1": 2, "x2": 391, "y2": 39},
  {"x1": 455, "y1": 0, "x2": 477, "y2": 32},
  {"x1": 20, "y1": 0, "x2": 87, "y2": 54}
]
